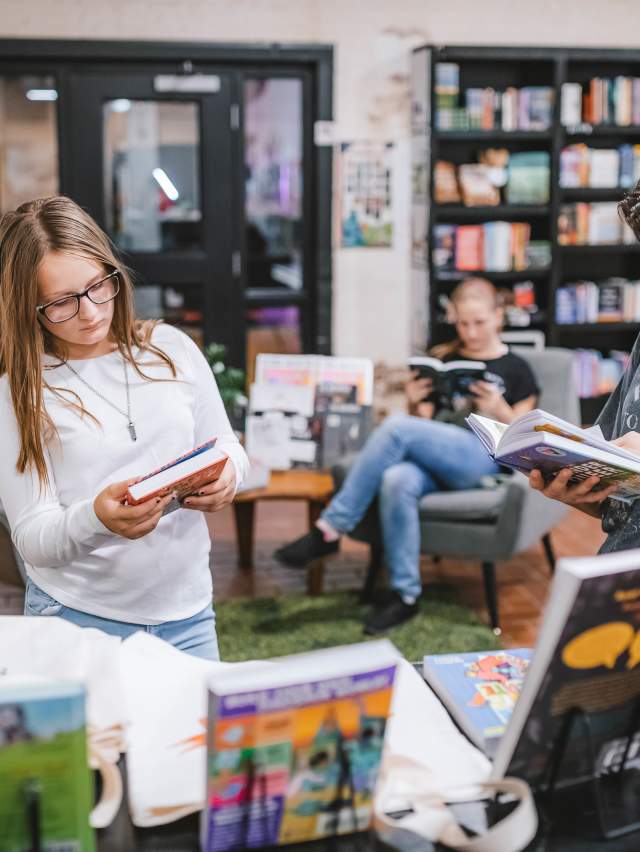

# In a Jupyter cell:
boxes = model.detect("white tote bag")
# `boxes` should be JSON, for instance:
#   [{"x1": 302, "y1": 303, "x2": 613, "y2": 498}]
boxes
[{"x1": 373, "y1": 660, "x2": 538, "y2": 852}]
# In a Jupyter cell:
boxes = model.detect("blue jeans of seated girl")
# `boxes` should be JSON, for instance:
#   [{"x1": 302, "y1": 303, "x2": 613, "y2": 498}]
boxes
[
  {"x1": 321, "y1": 415, "x2": 500, "y2": 602},
  {"x1": 23, "y1": 578, "x2": 220, "y2": 661}
]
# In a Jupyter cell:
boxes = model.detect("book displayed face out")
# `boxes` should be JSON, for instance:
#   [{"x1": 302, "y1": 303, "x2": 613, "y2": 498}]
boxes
[
  {"x1": 204, "y1": 641, "x2": 399, "y2": 850},
  {"x1": 491, "y1": 549, "x2": 640, "y2": 790}
]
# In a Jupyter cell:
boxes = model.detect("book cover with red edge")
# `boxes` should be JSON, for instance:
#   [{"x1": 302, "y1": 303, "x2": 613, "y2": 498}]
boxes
[
  {"x1": 126, "y1": 443, "x2": 228, "y2": 506},
  {"x1": 129, "y1": 438, "x2": 217, "y2": 487}
]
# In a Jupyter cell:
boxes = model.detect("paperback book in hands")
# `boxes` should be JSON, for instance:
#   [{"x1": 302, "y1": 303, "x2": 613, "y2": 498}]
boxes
[
  {"x1": 126, "y1": 438, "x2": 228, "y2": 513},
  {"x1": 467, "y1": 408, "x2": 640, "y2": 499}
]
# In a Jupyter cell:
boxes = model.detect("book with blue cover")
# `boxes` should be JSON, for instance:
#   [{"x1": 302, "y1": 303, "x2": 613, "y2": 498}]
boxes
[{"x1": 423, "y1": 649, "x2": 532, "y2": 756}]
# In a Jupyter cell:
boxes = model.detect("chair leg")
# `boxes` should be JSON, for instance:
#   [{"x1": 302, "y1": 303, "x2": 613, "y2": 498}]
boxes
[
  {"x1": 360, "y1": 543, "x2": 383, "y2": 604},
  {"x1": 481, "y1": 561, "x2": 501, "y2": 636},
  {"x1": 541, "y1": 533, "x2": 556, "y2": 574}
]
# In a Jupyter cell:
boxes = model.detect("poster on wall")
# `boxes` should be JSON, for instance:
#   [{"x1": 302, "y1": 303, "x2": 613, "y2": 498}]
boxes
[{"x1": 339, "y1": 141, "x2": 393, "y2": 248}]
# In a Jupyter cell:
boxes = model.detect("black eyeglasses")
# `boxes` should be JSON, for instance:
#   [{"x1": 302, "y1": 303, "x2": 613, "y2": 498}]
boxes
[{"x1": 37, "y1": 270, "x2": 120, "y2": 324}]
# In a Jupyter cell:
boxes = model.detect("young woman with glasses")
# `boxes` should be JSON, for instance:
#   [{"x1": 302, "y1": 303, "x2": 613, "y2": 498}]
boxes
[{"x1": 0, "y1": 196, "x2": 248, "y2": 659}]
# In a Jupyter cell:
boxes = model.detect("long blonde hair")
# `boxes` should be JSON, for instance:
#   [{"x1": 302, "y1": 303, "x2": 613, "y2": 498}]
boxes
[
  {"x1": 430, "y1": 277, "x2": 503, "y2": 360},
  {"x1": 0, "y1": 196, "x2": 176, "y2": 486}
]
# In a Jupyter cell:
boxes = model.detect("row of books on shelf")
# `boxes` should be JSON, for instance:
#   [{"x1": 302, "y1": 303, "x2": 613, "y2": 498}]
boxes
[
  {"x1": 573, "y1": 348, "x2": 630, "y2": 398},
  {"x1": 433, "y1": 222, "x2": 551, "y2": 273},
  {"x1": 561, "y1": 78, "x2": 640, "y2": 128},
  {"x1": 558, "y1": 202, "x2": 635, "y2": 245},
  {"x1": 560, "y1": 143, "x2": 640, "y2": 189},
  {"x1": 555, "y1": 277, "x2": 640, "y2": 325},
  {"x1": 435, "y1": 63, "x2": 554, "y2": 131},
  {"x1": 435, "y1": 150, "x2": 550, "y2": 207}
]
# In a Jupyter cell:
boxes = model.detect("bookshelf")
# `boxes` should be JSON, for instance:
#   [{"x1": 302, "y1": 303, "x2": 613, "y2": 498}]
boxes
[{"x1": 411, "y1": 45, "x2": 640, "y2": 421}]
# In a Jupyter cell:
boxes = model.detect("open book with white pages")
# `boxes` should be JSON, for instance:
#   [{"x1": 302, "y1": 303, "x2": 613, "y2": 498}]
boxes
[{"x1": 467, "y1": 407, "x2": 640, "y2": 500}]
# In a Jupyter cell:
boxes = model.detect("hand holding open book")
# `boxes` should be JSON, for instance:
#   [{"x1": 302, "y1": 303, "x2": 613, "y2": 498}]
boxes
[{"x1": 467, "y1": 408, "x2": 640, "y2": 500}]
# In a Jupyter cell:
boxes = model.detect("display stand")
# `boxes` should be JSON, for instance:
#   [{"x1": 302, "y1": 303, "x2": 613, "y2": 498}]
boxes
[
  {"x1": 541, "y1": 697, "x2": 640, "y2": 840},
  {"x1": 23, "y1": 779, "x2": 42, "y2": 852}
]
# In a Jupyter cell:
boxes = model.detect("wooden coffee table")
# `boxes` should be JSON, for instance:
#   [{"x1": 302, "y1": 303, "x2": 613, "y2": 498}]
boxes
[{"x1": 233, "y1": 469, "x2": 334, "y2": 594}]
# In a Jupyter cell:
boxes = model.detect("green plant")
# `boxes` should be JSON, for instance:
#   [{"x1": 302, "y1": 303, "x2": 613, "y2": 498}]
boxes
[{"x1": 203, "y1": 343, "x2": 247, "y2": 414}]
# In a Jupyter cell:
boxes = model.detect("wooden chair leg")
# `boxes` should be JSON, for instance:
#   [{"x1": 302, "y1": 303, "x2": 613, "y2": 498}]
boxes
[
  {"x1": 359, "y1": 542, "x2": 384, "y2": 604},
  {"x1": 233, "y1": 501, "x2": 255, "y2": 571},
  {"x1": 541, "y1": 532, "x2": 556, "y2": 574},
  {"x1": 482, "y1": 561, "x2": 501, "y2": 635}
]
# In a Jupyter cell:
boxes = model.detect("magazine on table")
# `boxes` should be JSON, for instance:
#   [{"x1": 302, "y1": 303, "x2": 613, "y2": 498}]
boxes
[
  {"x1": 422, "y1": 649, "x2": 532, "y2": 758},
  {"x1": 203, "y1": 640, "x2": 400, "y2": 850},
  {"x1": 491, "y1": 549, "x2": 640, "y2": 789},
  {"x1": 467, "y1": 407, "x2": 640, "y2": 500}
]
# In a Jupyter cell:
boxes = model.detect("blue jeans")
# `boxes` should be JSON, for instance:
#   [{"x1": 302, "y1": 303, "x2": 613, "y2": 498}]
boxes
[
  {"x1": 23, "y1": 578, "x2": 220, "y2": 661},
  {"x1": 322, "y1": 415, "x2": 500, "y2": 601}
]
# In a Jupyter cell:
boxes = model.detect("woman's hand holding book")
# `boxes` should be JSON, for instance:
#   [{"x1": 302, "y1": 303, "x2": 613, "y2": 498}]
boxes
[
  {"x1": 528, "y1": 468, "x2": 618, "y2": 518},
  {"x1": 94, "y1": 480, "x2": 175, "y2": 539},
  {"x1": 181, "y1": 461, "x2": 237, "y2": 514}
]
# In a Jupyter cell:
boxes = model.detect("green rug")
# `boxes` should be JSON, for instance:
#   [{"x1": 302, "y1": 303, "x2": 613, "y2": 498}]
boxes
[{"x1": 217, "y1": 584, "x2": 500, "y2": 662}]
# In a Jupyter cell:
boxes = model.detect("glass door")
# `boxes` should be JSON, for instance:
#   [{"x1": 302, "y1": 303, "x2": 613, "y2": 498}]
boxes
[{"x1": 64, "y1": 70, "x2": 242, "y2": 361}]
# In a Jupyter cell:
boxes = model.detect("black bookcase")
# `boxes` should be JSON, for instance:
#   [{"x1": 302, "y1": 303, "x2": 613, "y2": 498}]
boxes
[{"x1": 411, "y1": 45, "x2": 640, "y2": 421}]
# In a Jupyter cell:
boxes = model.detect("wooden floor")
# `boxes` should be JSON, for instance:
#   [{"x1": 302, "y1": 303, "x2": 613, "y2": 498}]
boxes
[{"x1": 0, "y1": 502, "x2": 606, "y2": 649}]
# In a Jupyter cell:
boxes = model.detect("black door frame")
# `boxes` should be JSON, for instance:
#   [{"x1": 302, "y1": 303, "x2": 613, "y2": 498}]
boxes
[{"x1": 0, "y1": 38, "x2": 334, "y2": 360}]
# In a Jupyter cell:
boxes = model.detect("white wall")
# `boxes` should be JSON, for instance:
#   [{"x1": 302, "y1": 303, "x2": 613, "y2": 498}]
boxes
[{"x1": 3, "y1": 0, "x2": 640, "y2": 363}]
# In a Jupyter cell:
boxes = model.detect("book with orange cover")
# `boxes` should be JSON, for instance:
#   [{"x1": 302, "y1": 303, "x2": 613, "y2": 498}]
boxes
[
  {"x1": 126, "y1": 440, "x2": 228, "y2": 508},
  {"x1": 455, "y1": 225, "x2": 483, "y2": 270}
]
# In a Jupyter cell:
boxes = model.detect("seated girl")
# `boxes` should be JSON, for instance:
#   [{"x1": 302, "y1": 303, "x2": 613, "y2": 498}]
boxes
[{"x1": 275, "y1": 278, "x2": 539, "y2": 634}]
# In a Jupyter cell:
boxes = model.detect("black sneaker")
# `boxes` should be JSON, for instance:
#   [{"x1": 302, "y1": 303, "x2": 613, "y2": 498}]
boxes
[
  {"x1": 363, "y1": 591, "x2": 419, "y2": 635},
  {"x1": 273, "y1": 527, "x2": 339, "y2": 569}
]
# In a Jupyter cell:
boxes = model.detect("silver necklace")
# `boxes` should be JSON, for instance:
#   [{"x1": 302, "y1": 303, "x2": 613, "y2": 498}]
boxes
[{"x1": 64, "y1": 356, "x2": 137, "y2": 442}]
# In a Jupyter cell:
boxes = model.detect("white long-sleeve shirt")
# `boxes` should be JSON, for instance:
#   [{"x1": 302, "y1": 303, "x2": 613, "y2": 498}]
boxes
[{"x1": 0, "y1": 324, "x2": 249, "y2": 624}]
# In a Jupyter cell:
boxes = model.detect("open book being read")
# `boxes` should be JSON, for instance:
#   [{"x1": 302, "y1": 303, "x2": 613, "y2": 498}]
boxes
[
  {"x1": 408, "y1": 355, "x2": 487, "y2": 398},
  {"x1": 467, "y1": 408, "x2": 640, "y2": 500}
]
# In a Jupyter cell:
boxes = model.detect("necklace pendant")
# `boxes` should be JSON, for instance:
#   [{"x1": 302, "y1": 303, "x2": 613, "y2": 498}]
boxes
[{"x1": 128, "y1": 421, "x2": 137, "y2": 442}]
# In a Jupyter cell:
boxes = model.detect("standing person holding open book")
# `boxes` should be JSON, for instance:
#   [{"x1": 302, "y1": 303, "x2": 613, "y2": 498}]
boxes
[
  {"x1": 275, "y1": 278, "x2": 539, "y2": 634},
  {"x1": 0, "y1": 197, "x2": 248, "y2": 660},
  {"x1": 529, "y1": 186, "x2": 640, "y2": 553}
]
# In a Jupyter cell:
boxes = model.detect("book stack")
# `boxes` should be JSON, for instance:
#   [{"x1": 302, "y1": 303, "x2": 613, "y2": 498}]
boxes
[
  {"x1": 573, "y1": 348, "x2": 630, "y2": 398},
  {"x1": 555, "y1": 277, "x2": 640, "y2": 324},
  {"x1": 561, "y1": 78, "x2": 640, "y2": 127},
  {"x1": 560, "y1": 144, "x2": 640, "y2": 188},
  {"x1": 506, "y1": 151, "x2": 550, "y2": 204},
  {"x1": 433, "y1": 221, "x2": 550, "y2": 273},
  {"x1": 435, "y1": 63, "x2": 554, "y2": 132},
  {"x1": 557, "y1": 202, "x2": 636, "y2": 245}
]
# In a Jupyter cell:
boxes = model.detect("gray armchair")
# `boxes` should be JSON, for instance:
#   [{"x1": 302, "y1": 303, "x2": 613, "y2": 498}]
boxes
[{"x1": 332, "y1": 347, "x2": 579, "y2": 634}]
